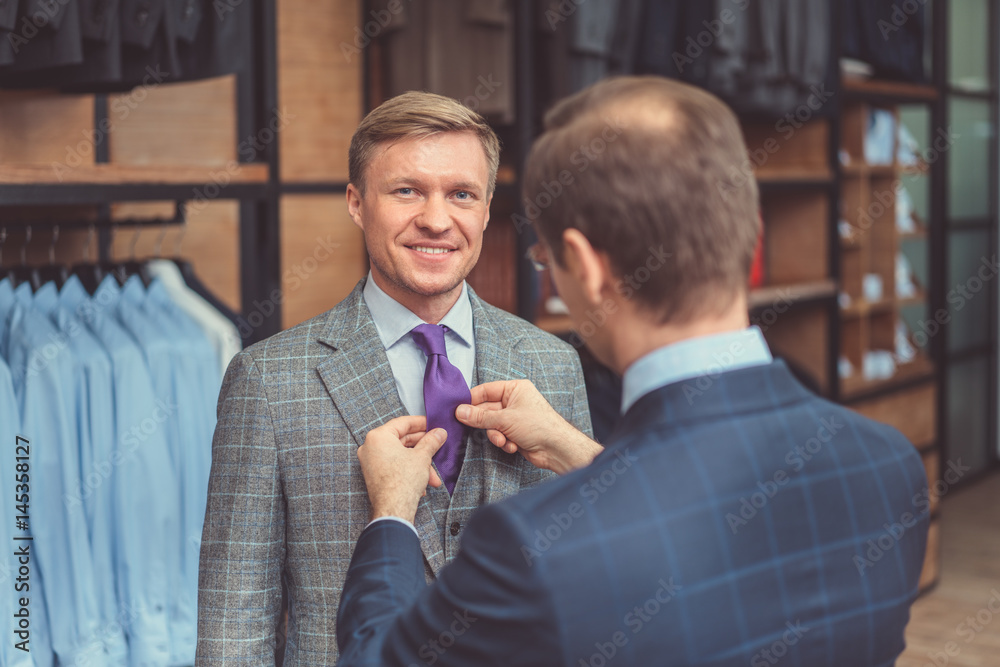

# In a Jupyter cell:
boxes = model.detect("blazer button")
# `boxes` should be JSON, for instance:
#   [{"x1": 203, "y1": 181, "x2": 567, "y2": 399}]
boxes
[
  {"x1": 449, "y1": 522, "x2": 461, "y2": 536},
  {"x1": 183, "y1": 0, "x2": 195, "y2": 20}
]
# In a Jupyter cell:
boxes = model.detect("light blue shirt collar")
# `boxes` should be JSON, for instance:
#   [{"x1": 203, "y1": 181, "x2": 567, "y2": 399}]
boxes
[
  {"x1": 362, "y1": 272, "x2": 473, "y2": 350},
  {"x1": 620, "y1": 326, "x2": 773, "y2": 414}
]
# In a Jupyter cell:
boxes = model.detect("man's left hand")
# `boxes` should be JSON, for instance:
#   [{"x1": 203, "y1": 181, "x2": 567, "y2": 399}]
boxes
[{"x1": 357, "y1": 415, "x2": 447, "y2": 523}]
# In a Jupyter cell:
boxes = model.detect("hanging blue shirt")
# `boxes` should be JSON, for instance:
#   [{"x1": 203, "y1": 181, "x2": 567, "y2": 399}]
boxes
[
  {"x1": 3, "y1": 282, "x2": 103, "y2": 666},
  {"x1": 60, "y1": 275, "x2": 176, "y2": 667},
  {"x1": 34, "y1": 282, "x2": 129, "y2": 666},
  {"x1": 137, "y1": 277, "x2": 222, "y2": 666},
  {"x1": 118, "y1": 275, "x2": 201, "y2": 665},
  {"x1": 0, "y1": 349, "x2": 54, "y2": 667}
]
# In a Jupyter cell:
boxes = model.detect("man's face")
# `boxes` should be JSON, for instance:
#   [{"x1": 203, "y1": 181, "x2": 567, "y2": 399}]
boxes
[{"x1": 347, "y1": 131, "x2": 492, "y2": 311}]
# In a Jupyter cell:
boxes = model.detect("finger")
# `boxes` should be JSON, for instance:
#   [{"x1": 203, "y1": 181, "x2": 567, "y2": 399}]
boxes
[
  {"x1": 382, "y1": 414, "x2": 429, "y2": 439},
  {"x1": 428, "y1": 466, "x2": 442, "y2": 488},
  {"x1": 401, "y1": 431, "x2": 427, "y2": 448},
  {"x1": 486, "y1": 428, "x2": 507, "y2": 448},
  {"x1": 413, "y1": 428, "x2": 448, "y2": 459},
  {"x1": 503, "y1": 442, "x2": 518, "y2": 455},
  {"x1": 455, "y1": 403, "x2": 505, "y2": 431},
  {"x1": 468, "y1": 380, "x2": 515, "y2": 406}
]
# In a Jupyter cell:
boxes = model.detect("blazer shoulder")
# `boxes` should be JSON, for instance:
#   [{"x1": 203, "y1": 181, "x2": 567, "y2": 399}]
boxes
[{"x1": 474, "y1": 298, "x2": 577, "y2": 356}]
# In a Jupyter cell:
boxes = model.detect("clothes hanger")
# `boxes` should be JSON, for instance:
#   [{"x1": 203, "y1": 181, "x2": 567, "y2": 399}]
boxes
[
  {"x1": 9, "y1": 226, "x2": 38, "y2": 289},
  {"x1": 33, "y1": 225, "x2": 71, "y2": 290},
  {"x1": 1, "y1": 228, "x2": 16, "y2": 287},
  {"x1": 70, "y1": 224, "x2": 106, "y2": 295}
]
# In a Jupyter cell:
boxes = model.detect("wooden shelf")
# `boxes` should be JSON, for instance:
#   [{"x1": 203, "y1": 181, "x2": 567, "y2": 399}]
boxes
[
  {"x1": 841, "y1": 297, "x2": 895, "y2": 318},
  {"x1": 840, "y1": 354, "x2": 936, "y2": 400},
  {"x1": 749, "y1": 280, "x2": 837, "y2": 310},
  {"x1": 536, "y1": 314, "x2": 572, "y2": 334},
  {"x1": 754, "y1": 167, "x2": 833, "y2": 186},
  {"x1": 0, "y1": 163, "x2": 269, "y2": 186},
  {"x1": 841, "y1": 77, "x2": 939, "y2": 103},
  {"x1": 898, "y1": 293, "x2": 928, "y2": 308},
  {"x1": 841, "y1": 163, "x2": 896, "y2": 178}
]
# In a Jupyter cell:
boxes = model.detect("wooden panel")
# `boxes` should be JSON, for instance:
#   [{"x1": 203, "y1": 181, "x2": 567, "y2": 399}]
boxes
[
  {"x1": 762, "y1": 190, "x2": 829, "y2": 284},
  {"x1": 849, "y1": 381, "x2": 937, "y2": 449},
  {"x1": 841, "y1": 103, "x2": 867, "y2": 165},
  {"x1": 918, "y1": 519, "x2": 940, "y2": 591},
  {"x1": 467, "y1": 207, "x2": 517, "y2": 313},
  {"x1": 742, "y1": 118, "x2": 829, "y2": 175},
  {"x1": 109, "y1": 201, "x2": 241, "y2": 313},
  {"x1": 761, "y1": 303, "x2": 829, "y2": 394},
  {"x1": 278, "y1": 0, "x2": 361, "y2": 182},
  {"x1": 108, "y1": 76, "x2": 237, "y2": 165},
  {"x1": 0, "y1": 163, "x2": 267, "y2": 185},
  {"x1": 0, "y1": 91, "x2": 94, "y2": 165},
  {"x1": 897, "y1": 473, "x2": 1000, "y2": 665},
  {"x1": 923, "y1": 450, "x2": 941, "y2": 515},
  {"x1": 280, "y1": 195, "x2": 366, "y2": 329}
]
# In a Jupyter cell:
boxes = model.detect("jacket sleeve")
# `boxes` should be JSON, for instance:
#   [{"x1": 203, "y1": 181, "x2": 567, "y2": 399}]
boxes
[
  {"x1": 196, "y1": 351, "x2": 286, "y2": 665},
  {"x1": 337, "y1": 504, "x2": 562, "y2": 666}
]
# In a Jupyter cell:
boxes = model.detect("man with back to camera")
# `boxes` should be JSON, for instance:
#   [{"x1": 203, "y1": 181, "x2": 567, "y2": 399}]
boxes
[
  {"x1": 195, "y1": 91, "x2": 593, "y2": 665},
  {"x1": 336, "y1": 76, "x2": 930, "y2": 666}
]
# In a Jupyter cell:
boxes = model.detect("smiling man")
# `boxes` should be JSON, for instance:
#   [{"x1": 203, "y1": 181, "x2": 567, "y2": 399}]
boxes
[{"x1": 195, "y1": 91, "x2": 593, "y2": 666}]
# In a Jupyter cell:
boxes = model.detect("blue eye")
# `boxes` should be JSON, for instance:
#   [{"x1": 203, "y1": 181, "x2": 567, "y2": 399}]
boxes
[
  {"x1": 455, "y1": 191, "x2": 472, "y2": 200},
  {"x1": 397, "y1": 187, "x2": 413, "y2": 196}
]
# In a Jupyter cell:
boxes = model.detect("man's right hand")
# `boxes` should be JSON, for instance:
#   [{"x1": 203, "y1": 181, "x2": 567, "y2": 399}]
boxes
[{"x1": 455, "y1": 380, "x2": 603, "y2": 475}]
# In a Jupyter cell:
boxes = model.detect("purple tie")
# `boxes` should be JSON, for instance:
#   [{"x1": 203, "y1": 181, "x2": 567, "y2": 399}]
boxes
[{"x1": 411, "y1": 323, "x2": 471, "y2": 494}]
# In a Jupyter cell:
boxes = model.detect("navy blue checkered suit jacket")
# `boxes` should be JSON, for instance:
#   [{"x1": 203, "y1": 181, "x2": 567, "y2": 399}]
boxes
[{"x1": 337, "y1": 360, "x2": 929, "y2": 666}]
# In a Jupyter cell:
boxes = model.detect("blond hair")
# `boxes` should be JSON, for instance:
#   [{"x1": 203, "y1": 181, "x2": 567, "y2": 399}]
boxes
[{"x1": 349, "y1": 91, "x2": 501, "y2": 196}]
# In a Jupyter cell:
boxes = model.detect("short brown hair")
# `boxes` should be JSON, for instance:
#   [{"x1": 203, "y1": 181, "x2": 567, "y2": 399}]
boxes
[
  {"x1": 349, "y1": 91, "x2": 501, "y2": 196},
  {"x1": 524, "y1": 76, "x2": 760, "y2": 324}
]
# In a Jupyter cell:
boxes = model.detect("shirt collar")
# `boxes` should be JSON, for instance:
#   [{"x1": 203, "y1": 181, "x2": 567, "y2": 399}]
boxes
[
  {"x1": 620, "y1": 326, "x2": 773, "y2": 414},
  {"x1": 362, "y1": 271, "x2": 473, "y2": 350}
]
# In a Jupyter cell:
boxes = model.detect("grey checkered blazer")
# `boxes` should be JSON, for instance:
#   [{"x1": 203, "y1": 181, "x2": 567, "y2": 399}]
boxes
[{"x1": 195, "y1": 279, "x2": 593, "y2": 666}]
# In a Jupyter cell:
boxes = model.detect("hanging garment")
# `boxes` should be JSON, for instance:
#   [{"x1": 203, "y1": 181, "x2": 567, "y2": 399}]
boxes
[
  {"x1": 32, "y1": 282, "x2": 129, "y2": 666},
  {"x1": 59, "y1": 275, "x2": 177, "y2": 667},
  {"x1": 146, "y1": 258, "x2": 241, "y2": 378},
  {"x1": 842, "y1": 0, "x2": 926, "y2": 84},
  {"x1": 0, "y1": 279, "x2": 104, "y2": 667}
]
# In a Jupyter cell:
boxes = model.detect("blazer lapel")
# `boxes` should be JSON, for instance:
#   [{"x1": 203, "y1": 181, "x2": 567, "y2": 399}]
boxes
[
  {"x1": 463, "y1": 287, "x2": 531, "y2": 507},
  {"x1": 315, "y1": 280, "x2": 448, "y2": 573}
]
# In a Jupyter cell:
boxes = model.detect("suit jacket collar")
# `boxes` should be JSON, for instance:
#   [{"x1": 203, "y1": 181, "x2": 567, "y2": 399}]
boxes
[
  {"x1": 314, "y1": 278, "x2": 531, "y2": 574},
  {"x1": 611, "y1": 360, "x2": 813, "y2": 445}
]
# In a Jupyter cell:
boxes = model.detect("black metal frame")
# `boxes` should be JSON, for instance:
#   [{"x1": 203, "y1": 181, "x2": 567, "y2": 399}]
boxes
[
  {"x1": 936, "y1": 0, "x2": 1000, "y2": 483},
  {"x1": 0, "y1": 0, "x2": 283, "y2": 346}
]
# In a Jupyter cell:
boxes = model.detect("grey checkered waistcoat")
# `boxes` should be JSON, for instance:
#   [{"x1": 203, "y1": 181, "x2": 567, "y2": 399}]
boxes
[{"x1": 195, "y1": 279, "x2": 593, "y2": 666}]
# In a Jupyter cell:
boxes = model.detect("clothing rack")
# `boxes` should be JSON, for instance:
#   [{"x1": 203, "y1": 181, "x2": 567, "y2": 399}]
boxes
[{"x1": 0, "y1": 0, "x2": 282, "y2": 346}]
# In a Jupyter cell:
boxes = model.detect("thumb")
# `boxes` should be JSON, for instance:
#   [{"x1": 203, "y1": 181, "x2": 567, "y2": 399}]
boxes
[
  {"x1": 456, "y1": 403, "x2": 503, "y2": 431},
  {"x1": 414, "y1": 428, "x2": 448, "y2": 459}
]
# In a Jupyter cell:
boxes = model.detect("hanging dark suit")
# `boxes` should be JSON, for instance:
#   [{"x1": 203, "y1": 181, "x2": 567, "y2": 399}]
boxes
[
  {"x1": 0, "y1": 0, "x2": 84, "y2": 84},
  {"x1": 842, "y1": 0, "x2": 926, "y2": 83}
]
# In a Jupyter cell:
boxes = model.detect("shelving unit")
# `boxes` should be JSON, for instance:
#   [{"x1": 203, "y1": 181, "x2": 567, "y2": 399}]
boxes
[{"x1": 838, "y1": 75, "x2": 942, "y2": 592}]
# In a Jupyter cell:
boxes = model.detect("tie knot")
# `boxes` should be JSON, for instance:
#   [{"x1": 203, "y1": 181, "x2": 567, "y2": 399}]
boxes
[{"x1": 410, "y1": 323, "x2": 448, "y2": 357}]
